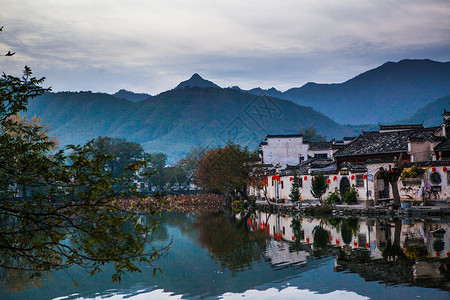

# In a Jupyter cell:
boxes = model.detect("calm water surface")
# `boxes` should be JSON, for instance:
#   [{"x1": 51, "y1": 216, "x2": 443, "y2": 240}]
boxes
[{"x1": 1, "y1": 211, "x2": 449, "y2": 300}]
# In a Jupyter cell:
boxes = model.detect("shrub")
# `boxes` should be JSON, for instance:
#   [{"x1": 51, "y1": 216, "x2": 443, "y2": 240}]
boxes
[
  {"x1": 401, "y1": 165, "x2": 426, "y2": 180},
  {"x1": 326, "y1": 188, "x2": 340, "y2": 204},
  {"x1": 343, "y1": 185, "x2": 358, "y2": 204}
]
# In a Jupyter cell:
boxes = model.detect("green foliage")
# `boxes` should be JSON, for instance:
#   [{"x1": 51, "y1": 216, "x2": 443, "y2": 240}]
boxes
[
  {"x1": 313, "y1": 225, "x2": 330, "y2": 252},
  {"x1": 310, "y1": 174, "x2": 328, "y2": 201},
  {"x1": 298, "y1": 126, "x2": 326, "y2": 142},
  {"x1": 0, "y1": 67, "x2": 167, "y2": 282},
  {"x1": 401, "y1": 165, "x2": 426, "y2": 180},
  {"x1": 343, "y1": 185, "x2": 358, "y2": 204},
  {"x1": 326, "y1": 188, "x2": 340, "y2": 204},
  {"x1": 289, "y1": 169, "x2": 301, "y2": 202}
]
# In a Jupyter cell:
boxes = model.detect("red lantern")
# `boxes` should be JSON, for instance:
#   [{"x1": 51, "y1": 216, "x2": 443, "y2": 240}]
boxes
[
  {"x1": 353, "y1": 241, "x2": 357, "y2": 247},
  {"x1": 329, "y1": 236, "x2": 332, "y2": 242},
  {"x1": 351, "y1": 175, "x2": 355, "y2": 180},
  {"x1": 327, "y1": 179, "x2": 331, "y2": 184},
  {"x1": 304, "y1": 176, "x2": 307, "y2": 181},
  {"x1": 432, "y1": 167, "x2": 436, "y2": 172},
  {"x1": 289, "y1": 177, "x2": 293, "y2": 181},
  {"x1": 333, "y1": 176, "x2": 337, "y2": 181},
  {"x1": 436, "y1": 252, "x2": 440, "y2": 257},
  {"x1": 306, "y1": 238, "x2": 310, "y2": 243},
  {"x1": 292, "y1": 236, "x2": 295, "y2": 241},
  {"x1": 363, "y1": 174, "x2": 367, "y2": 179},
  {"x1": 447, "y1": 252, "x2": 450, "y2": 257},
  {"x1": 336, "y1": 239, "x2": 340, "y2": 245},
  {"x1": 443, "y1": 167, "x2": 447, "y2": 172},
  {"x1": 365, "y1": 243, "x2": 370, "y2": 249}
]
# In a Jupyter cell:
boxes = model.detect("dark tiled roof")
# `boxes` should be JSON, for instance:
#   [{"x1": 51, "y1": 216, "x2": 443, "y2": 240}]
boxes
[
  {"x1": 266, "y1": 134, "x2": 303, "y2": 138},
  {"x1": 442, "y1": 109, "x2": 450, "y2": 117},
  {"x1": 404, "y1": 160, "x2": 450, "y2": 168},
  {"x1": 260, "y1": 141, "x2": 268, "y2": 146},
  {"x1": 343, "y1": 136, "x2": 357, "y2": 141},
  {"x1": 379, "y1": 124, "x2": 424, "y2": 131},
  {"x1": 334, "y1": 128, "x2": 438, "y2": 157},
  {"x1": 308, "y1": 141, "x2": 332, "y2": 150},
  {"x1": 339, "y1": 162, "x2": 367, "y2": 173},
  {"x1": 435, "y1": 140, "x2": 450, "y2": 151}
]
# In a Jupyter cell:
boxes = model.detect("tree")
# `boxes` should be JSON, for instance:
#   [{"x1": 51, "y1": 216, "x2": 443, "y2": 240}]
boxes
[
  {"x1": 0, "y1": 67, "x2": 167, "y2": 282},
  {"x1": 310, "y1": 174, "x2": 328, "y2": 202},
  {"x1": 377, "y1": 155, "x2": 405, "y2": 209},
  {"x1": 289, "y1": 169, "x2": 301, "y2": 202},
  {"x1": 195, "y1": 141, "x2": 258, "y2": 201},
  {"x1": 298, "y1": 126, "x2": 326, "y2": 142},
  {"x1": 147, "y1": 152, "x2": 168, "y2": 191},
  {"x1": 177, "y1": 146, "x2": 209, "y2": 190},
  {"x1": 91, "y1": 136, "x2": 145, "y2": 179}
]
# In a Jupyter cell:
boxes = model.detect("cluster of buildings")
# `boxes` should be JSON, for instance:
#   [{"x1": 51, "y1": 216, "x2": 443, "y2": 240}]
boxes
[{"x1": 250, "y1": 110, "x2": 450, "y2": 205}]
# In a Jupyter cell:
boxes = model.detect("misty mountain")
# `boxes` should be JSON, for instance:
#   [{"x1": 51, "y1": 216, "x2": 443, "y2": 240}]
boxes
[
  {"x1": 402, "y1": 94, "x2": 450, "y2": 127},
  {"x1": 244, "y1": 59, "x2": 450, "y2": 125},
  {"x1": 113, "y1": 89, "x2": 151, "y2": 102},
  {"x1": 26, "y1": 88, "x2": 362, "y2": 162},
  {"x1": 175, "y1": 73, "x2": 220, "y2": 89}
]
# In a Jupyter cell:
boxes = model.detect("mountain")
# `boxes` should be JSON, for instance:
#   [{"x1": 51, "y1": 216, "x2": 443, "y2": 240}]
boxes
[
  {"x1": 402, "y1": 94, "x2": 450, "y2": 127},
  {"x1": 26, "y1": 88, "x2": 362, "y2": 162},
  {"x1": 246, "y1": 59, "x2": 450, "y2": 125},
  {"x1": 175, "y1": 73, "x2": 220, "y2": 89},
  {"x1": 247, "y1": 87, "x2": 283, "y2": 98},
  {"x1": 113, "y1": 89, "x2": 151, "y2": 102}
]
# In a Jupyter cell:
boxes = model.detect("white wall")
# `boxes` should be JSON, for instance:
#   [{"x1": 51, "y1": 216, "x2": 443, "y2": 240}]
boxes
[{"x1": 261, "y1": 136, "x2": 309, "y2": 167}]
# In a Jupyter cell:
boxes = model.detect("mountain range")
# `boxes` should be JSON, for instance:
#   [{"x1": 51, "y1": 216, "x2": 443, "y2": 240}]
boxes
[{"x1": 25, "y1": 59, "x2": 450, "y2": 161}]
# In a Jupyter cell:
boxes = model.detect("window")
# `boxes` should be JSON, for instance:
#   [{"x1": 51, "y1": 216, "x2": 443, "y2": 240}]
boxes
[
  {"x1": 447, "y1": 172, "x2": 450, "y2": 186},
  {"x1": 314, "y1": 153, "x2": 328, "y2": 159},
  {"x1": 356, "y1": 175, "x2": 365, "y2": 187},
  {"x1": 281, "y1": 181, "x2": 284, "y2": 189},
  {"x1": 299, "y1": 156, "x2": 305, "y2": 163},
  {"x1": 299, "y1": 178, "x2": 303, "y2": 188},
  {"x1": 430, "y1": 172, "x2": 441, "y2": 185}
]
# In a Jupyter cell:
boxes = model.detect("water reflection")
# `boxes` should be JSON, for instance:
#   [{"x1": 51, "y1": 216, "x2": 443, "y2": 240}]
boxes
[{"x1": 1, "y1": 211, "x2": 449, "y2": 299}]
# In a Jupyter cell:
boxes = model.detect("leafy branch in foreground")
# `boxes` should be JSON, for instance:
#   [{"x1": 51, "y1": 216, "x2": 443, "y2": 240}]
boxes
[{"x1": 0, "y1": 67, "x2": 168, "y2": 283}]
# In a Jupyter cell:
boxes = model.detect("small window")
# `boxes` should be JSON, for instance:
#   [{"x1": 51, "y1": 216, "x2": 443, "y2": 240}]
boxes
[
  {"x1": 299, "y1": 156, "x2": 305, "y2": 163},
  {"x1": 447, "y1": 172, "x2": 450, "y2": 186},
  {"x1": 281, "y1": 181, "x2": 284, "y2": 189},
  {"x1": 282, "y1": 226, "x2": 285, "y2": 235},
  {"x1": 314, "y1": 153, "x2": 328, "y2": 159},
  {"x1": 299, "y1": 178, "x2": 303, "y2": 188},
  {"x1": 272, "y1": 179, "x2": 274, "y2": 186},
  {"x1": 356, "y1": 175, "x2": 365, "y2": 187}
]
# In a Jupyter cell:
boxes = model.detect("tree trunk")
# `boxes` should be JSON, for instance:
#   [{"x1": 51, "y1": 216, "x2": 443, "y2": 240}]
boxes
[{"x1": 390, "y1": 180, "x2": 401, "y2": 209}]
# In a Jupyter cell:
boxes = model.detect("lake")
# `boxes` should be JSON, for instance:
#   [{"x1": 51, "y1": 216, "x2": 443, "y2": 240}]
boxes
[{"x1": 1, "y1": 211, "x2": 449, "y2": 300}]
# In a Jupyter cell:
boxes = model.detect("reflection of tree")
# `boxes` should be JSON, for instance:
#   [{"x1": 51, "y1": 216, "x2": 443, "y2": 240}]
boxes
[
  {"x1": 341, "y1": 218, "x2": 359, "y2": 245},
  {"x1": 313, "y1": 225, "x2": 330, "y2": 256},
  {"x1": 195, "y1": 213, "x2": 268, "y2": 275},
  {"x1": 382, "y1": 219, "x2": 407, "y2": 262},
  {"x1": 289, "y1": 217, "x2": 305, "y2": 252}
]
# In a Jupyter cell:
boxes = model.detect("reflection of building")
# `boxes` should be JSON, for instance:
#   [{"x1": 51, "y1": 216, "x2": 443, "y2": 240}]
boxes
[
  {"x1": 251, "y1": 211, "x2": 450, "y2": 260},
  {"x1": 252, "y1": 111, "x2": 450, "y2": 204}
]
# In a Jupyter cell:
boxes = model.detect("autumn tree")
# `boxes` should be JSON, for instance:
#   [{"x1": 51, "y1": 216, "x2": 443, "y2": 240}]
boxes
[{"x1": 195, "y1": 142, "x2": 258, "y2": 201}]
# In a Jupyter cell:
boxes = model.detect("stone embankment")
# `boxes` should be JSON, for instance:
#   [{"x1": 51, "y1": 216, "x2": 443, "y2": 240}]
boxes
[{"x1": 255, "y1": 200, "x2": 450, "y2": 216}]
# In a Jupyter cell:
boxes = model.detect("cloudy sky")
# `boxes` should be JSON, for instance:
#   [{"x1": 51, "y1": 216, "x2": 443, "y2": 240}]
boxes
[{"x1": 1, "y1": 0, "x2": 449, "y2": 94}]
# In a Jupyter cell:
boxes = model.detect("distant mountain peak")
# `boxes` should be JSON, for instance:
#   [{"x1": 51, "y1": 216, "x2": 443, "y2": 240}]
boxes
[
  {"x1": 112, "y1": 89, "x2": 151, "y2": 102},
  {"x1": 175, "y1": 73, "x2": 221, "y2": 89}
]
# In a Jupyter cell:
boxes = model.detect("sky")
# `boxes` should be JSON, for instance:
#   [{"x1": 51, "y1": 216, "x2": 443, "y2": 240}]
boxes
[{"x1": 0, "y1": 0, "x2": 449, "y2": 94}]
